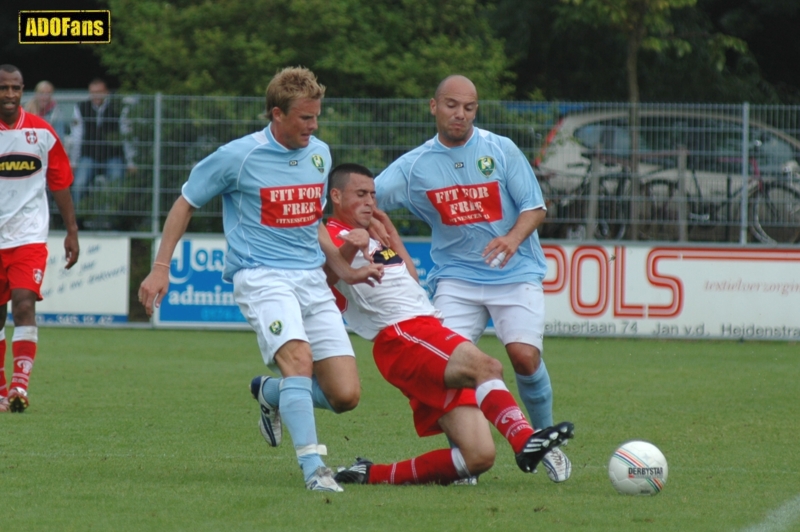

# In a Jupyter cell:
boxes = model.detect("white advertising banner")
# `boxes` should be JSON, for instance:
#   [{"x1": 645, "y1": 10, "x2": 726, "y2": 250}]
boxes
[
  {"x1": 146, "y1": 236, "x2": 800, "y2": 341},
  {"x1": 541, "y1": 244, "x2": 800, "y2": 340},
  {"x1": 36, "y1": 234, "x2": 130, "y2": 325}
]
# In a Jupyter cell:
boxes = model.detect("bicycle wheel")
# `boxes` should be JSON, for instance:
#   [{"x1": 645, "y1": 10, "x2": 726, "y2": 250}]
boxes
[
  {"x1": 640, "y1": 179, "x2": 680, "y2": 241},
  {"x1": 749, "y1": 181, "x2": 800, "y2": 244}
]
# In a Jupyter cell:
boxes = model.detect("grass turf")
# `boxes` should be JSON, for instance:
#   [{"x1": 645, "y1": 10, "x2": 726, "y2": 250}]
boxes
[{"x1": 1, "y1": 329, "x2": 798, "y2": 531}]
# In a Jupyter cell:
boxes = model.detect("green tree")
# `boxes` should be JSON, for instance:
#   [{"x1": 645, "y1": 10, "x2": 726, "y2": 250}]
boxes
[
  {"x1": 555, "y1": 0, "x2": 748, "y2": 105},
  {"x1": 96, "y1": 0, "x2": 513, "y2": 98}
]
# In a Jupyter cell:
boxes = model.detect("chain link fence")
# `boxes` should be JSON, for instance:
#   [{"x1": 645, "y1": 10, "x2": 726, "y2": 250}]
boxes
[{"x1": 43, "y1": 94, "x2": 800, "y2": 244}]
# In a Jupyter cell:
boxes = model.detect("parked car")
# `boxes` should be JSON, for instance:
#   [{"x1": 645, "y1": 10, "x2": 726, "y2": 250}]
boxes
[{"x1": 534, "y1": 109, "x2": 800, "y2": 243}]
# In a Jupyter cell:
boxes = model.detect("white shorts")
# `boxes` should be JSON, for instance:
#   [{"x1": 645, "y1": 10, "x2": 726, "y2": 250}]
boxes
[
  {"x1": 433, "y1": 278, "x2": 544, "y2": 352},
  {"x1": 233, "y1": 267, "x2": 354, "y2": 368}
]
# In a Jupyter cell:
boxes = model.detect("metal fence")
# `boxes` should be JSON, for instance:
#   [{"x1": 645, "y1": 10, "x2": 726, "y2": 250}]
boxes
[{"x1": 42, "y1": 94, "x2": 800, "y2": 244}]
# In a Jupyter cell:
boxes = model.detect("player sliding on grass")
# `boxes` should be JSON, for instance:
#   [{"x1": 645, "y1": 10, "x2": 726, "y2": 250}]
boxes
[{"x1": 324, "y1": 163, "x2": 574, "y2": 485}]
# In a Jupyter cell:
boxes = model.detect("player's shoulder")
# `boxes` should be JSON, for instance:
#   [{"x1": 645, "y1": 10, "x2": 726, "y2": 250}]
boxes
[
  {"x1": 19, "y1": 112, "x2": 56, "y2": 134},
  {"x1": 307, "y1": 135, "x2": 331, "y2": 152},
  {"x1": 475, "y1": 127, "x2": 517, "y2": 150},
  {"x1": 382, "y1": 138, "x2": 436, "y2": 174}
]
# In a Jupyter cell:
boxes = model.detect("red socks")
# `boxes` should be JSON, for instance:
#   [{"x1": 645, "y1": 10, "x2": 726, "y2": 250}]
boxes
[
  {"x1": 476, "y1": 381, "x2": 535, "y2": 454},
  {"x1": 368, "y1": 449, "x2": 461, "y2": 485},
  {"x1": 8, "y1": 326, "x2": 38, "y2": 393},
  {"x1": 0, "y1": 337, "x2": 7, "y2": 397}
]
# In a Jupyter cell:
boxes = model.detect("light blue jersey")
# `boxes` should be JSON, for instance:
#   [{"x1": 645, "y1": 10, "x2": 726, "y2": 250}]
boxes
[
  {"x1": 181, "y1": 126, "x2": 331, "y2": 282},
  {"x1": 376, "y1": 127, "x2": 547, "y2": 290}
]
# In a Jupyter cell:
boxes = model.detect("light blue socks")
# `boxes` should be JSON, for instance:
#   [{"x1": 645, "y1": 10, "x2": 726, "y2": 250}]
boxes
[
  {"x1": 279, "y1": 376, "x2": 326, "y2": 481},
  {"x1": 515, "y1": 359, "x2": 554, "y2": 430}
]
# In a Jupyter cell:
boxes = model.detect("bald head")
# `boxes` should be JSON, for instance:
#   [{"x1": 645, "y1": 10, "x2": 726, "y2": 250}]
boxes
[
  {"x1": 430, "y1": 75, "x2": 478, "y2": 148},
  {"x1": 434, "y1": 75, "x2": 477, "y2": 101}
]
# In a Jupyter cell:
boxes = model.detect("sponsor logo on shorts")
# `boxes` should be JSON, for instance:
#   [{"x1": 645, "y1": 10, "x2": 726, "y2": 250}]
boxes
[
  {"x1": 477, "y1": 156, "x2": 495, "y2": 177},
  {"x1": 311, "y1": 154, "x2": 325, "y2": 173},
  {"x1": 18, "y1": 10, "x2": 111, "y2": 44},
  {"x1": 33, "y1": 269, "x2": 43, "y2": 284},
  {"x1": 0, "y1": 154, "x2": 43, "y2": 178},
  {"x1": 269, "y1": 320, "x2": 282, "y2": 335}
]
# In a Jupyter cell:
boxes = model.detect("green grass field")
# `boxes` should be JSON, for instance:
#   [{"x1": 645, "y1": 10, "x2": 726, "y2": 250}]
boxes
[{"x1": 2, "y1": 329, "x2": 798, "y2": 531}]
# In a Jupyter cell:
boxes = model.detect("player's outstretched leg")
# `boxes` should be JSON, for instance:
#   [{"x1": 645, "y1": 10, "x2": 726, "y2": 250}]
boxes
[
  {"x1": 515, "y1": 421, "x2": 574, "y2": 473},
  {"x1": 250, "y1": 375, "x2": 281, "y2": 447},
  {"x1": 336, "y1": 448, "x2": 467, "y2": 486}
]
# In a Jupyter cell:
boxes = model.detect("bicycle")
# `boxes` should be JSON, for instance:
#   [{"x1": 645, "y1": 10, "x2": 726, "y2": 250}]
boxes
[{"x1": 641, "y1": 156, "x2": 800, "y2": 244}]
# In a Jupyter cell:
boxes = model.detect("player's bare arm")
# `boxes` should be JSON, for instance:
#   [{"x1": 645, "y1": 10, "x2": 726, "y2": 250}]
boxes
[
  {"x1": 324, "y1": 228, "x2": 370, "y2": 286},
  {"x1": 139, "y1": 196, "x2": 195, "y2": 316},
  {"x1": 50, "y1": 188, "x2": 80, "y2": 269},
  {"x1": 372, "y1": 208, "x2": 420, "y2": 282},
  {"x1": 319, "y1": 224, "x2": 383, "y2": 287},
  {"x1": 483, "y1": 208, "x2": 546, "y2": 269}
]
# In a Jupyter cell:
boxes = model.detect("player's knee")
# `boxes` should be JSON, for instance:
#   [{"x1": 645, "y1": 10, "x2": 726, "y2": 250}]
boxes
[
  {"x1": 11, "y1": 299, "x2": 36, "y2": 324},
  {"x1": 328, "y1": 387, "x2": 360, "y2": 413},
  {"x1": 506, "y1": 343, "x2": 541, "y2": 375},
  {"x1": 482, "y1": 355, "x2": 504, "y2": 380},
  {"x1": 462, "y1": 445, "x2": 496, "y2": 476}
]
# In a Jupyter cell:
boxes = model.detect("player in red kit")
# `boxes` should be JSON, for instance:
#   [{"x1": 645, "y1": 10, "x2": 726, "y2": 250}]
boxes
[
  {"x1": 325, "y1": 163, "x2": 573, "y2": 485},
  {"x1": 0, "y1": 65, "x2": 79, "y2": 413}
]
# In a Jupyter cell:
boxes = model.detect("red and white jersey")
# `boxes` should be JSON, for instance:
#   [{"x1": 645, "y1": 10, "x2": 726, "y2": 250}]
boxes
[
  {"x1": 326, "y1": 218, "x2": 440, "y2": 341},
  {"x1": 0, "y1": 109, "x2": 73, "y2": 249}
]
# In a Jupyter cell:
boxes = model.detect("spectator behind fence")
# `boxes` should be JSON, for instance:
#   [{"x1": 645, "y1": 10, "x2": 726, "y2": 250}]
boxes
[
  {"x1": 68, "y1": 78, "x2": 136, "y2": 206},
  {"x1": 23, "y1": 81, "x2": 67, "y2": 140}
]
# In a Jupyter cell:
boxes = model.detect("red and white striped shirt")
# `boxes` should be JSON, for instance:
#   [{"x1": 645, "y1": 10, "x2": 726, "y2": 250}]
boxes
[{"x1": 0, "y1": 108, "x2": 73, "y2": 248}]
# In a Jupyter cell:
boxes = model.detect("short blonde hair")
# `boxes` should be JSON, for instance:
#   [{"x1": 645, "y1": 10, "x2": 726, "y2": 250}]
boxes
[{"x1": 266, "y1": 67, "x2": 325, "y2": 119}]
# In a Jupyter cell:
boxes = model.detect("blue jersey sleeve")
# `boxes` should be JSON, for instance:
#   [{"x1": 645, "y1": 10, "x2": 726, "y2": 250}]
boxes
[
  {"x1": 181, "y1": 144, "x2": 241, "y2": 208},
  {"x1": 375, "y1": 159, "x2": 411, "y2": 212},
  {"x1": 502, "y1": 138, "x2": 545, "y2": 212}
]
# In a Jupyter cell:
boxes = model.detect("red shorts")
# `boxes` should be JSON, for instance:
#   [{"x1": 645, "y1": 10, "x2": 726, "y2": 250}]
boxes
[
  {"x1": 0, "y1": 243, "x2": 49, "y2": 304},
  {"x1": 373, "y1": 316, "x2": 476, "y2": 437}
]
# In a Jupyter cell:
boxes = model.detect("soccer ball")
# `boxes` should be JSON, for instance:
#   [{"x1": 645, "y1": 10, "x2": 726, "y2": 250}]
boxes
[{"x1": 608, "y1": 440, "x2": 668, "y2": 495}]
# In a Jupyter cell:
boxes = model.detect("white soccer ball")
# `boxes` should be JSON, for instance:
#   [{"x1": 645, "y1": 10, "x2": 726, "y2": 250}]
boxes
[{"x1": 608, "y1": 440, "x2": 668, "y2": 495}]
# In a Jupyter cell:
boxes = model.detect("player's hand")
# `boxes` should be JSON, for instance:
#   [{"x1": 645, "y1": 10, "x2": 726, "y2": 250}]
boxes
[
  {"x1": 138, "y1": 267, "x2": 170, "y2": 317},
  {"x1": 367, "y1": 215, "x2": 391, "y2": 247},
  {"x1": 483, "y1": 235, "x2": 519, "y2": 269},
  {"x1": 341, "y1": 263, "x2": 384, "y2": 287},
  {"x1": 340, "y1": 228, "x2": 373, "y2": 262},
  {"x1": 63, "y1": 233, "x2": 79, "y2": 270}
]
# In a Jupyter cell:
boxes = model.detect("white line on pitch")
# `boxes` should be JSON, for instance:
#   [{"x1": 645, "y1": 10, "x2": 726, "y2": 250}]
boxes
[{"x1": 741, "y1": 494, "x2": 800, "y2": 532}]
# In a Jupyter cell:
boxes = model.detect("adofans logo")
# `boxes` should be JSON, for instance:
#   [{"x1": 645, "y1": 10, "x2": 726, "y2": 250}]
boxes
[
  {"x1": 0, "y1": 154, "x2": 43, "y2": 178},
  {"x1": 19, "y1": 11, "x2": 111, "y2": 44}
]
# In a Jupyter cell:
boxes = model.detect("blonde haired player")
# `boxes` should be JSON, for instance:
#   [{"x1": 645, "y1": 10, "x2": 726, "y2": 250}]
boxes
[{"x1": 139, "y1": 67, "x2": 382, "y2": 492}]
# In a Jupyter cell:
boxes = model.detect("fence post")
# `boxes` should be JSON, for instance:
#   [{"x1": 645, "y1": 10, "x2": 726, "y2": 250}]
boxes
[
  {"x1": 677, "y1": 145, "x2": 688, "y2": 242},
  {"x1": 739, "y1": 102, "x2": 749, "y2": 245},
  {"x1": 151, "y1": 93, "x2": 162, "y2": 235},
  {"x1": 586, "y1": 146, "x2": 601, "y2": 240}
]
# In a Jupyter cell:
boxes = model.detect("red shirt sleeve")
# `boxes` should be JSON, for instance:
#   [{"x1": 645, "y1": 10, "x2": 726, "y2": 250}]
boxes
[
  {"x1": 325, "y1": 219, "x2": 348, "y2": 249},
  {"x1": 42, "y1": 120, "x2": 74, "y2": 190}
]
